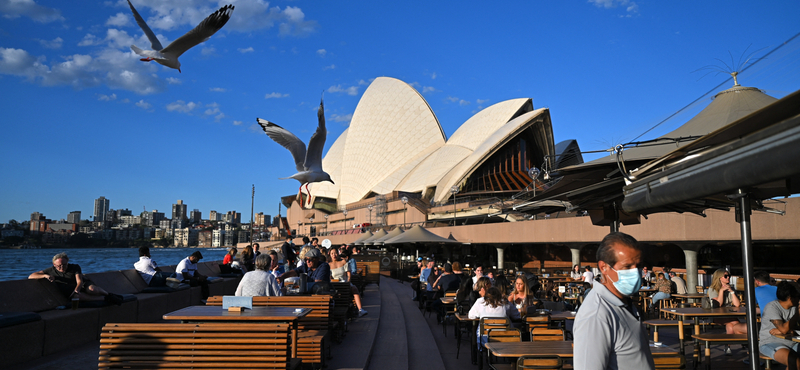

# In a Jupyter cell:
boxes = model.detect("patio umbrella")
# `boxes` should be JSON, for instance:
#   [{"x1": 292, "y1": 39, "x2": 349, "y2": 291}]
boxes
[
  {"x1": 351, "y1": 231, "x2": 373, "y2": 245},
  {"x1": 356, "y1": 229, "x2": 386, "y2": 245},
  {"x1": 370, "y1": 227, "x2": 404, "y2": 246},
  {"x1": 384, "y1": 225, "x2": 460, "y2": 245}
]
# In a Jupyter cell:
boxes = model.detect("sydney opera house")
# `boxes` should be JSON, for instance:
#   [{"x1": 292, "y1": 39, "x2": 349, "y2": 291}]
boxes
[{"x1": 271, "y1": 76, "x2": 800, "y2": 288}]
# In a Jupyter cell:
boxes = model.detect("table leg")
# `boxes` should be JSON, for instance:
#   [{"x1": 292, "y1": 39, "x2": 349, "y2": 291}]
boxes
[
  {"x1": 654, "y1": 327, "x2": 659, "y2": 343},
  {"x1": 692, "y1": 318, "x2": 700, "y2": 369},
  {"x1": 292, "y1": 321, "x2": 298, "y2": 359},
  {"x1": 678, "y1": 319, "x2": 685, "y2": 355},
  {"x1": 471, "y1": 321, "x2": 477, "y2": 365}
]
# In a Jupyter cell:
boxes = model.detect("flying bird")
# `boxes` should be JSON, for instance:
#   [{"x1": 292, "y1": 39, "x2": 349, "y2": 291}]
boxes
[
  {"x1": 127, "y1": 0, "x2": 234, "y2": 73},
  {"x1": 257, "y1": 98, "x2": 334, "y2": 208}
]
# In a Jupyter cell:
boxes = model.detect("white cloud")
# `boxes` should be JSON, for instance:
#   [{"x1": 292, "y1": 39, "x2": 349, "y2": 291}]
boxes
[
  {"x1": 106, "y1": 12, "x2": 130, "y2": 27},
  {"x1": 0, "y1": 0, "x2": 64, "y2": 23},
  {"x1": 459, "y1": 100, "x2": 470, "y2": 106},
  {"x1": 210, "y1": 87, "x2": 227, "y2": 92},
  {"x1": 238, "y1": 47, "x2": 254, "y2": 53},
  {"x1": 135, "y1": 99, "x2": 152, "y2": 110},
  {"x1": 204, "y1": 102, "x2": 225, "y2": 121},
  {"x1": 323, "y1": 64, "x2": 335, "y2": 70},
  {"x1": 264, "y1": 92, "x2": 288, "y2": 99},
  {"x1": 37, "y1": 37, "x2": 62, "y2": 49},
  {"x1": 248, "y1": 123, "x2": 263, "y2": 133},
  {"x1": 278, "y1": 6, "x2": 318, "y2": 37},
  {"x1": 0, "y1": 47, "x2": 166, "y2": 94},
  {"x1": 233, "y1": 120, "x2": 243, "y2": 126},
  {"x1": 330, "y1": 113, "x2": 352, "y2": 124},
  {"x1": 446, "y1": 96, "x2": 459, "y2": 103},
  {"x1": 476, "y1": 99, "x2": 489, "y2": 105},
  {"x1": 97, "y1": 93, "x2": 117, "y2": 101},
  {"x1": 166, "y1": 77, "x2": 181, "y2": 84},
  {"x1": 327, "y1": 84, "x2": 359, "y2": 96},
  {"x1": 316, "y1": 49, "x2": 326, "y2": 57},
  {"x1": 589, "y1": 0, "x2": 639, "y2": 16},
  {"x1": 166, "y1": 100, "x2": 198, "y2": 113},
  {"x1": 201, "y1": 47, "x2": 216, "y2": 56},
  {"x1": 430, "y1": 72, "x2": 437, "y2": 79}
]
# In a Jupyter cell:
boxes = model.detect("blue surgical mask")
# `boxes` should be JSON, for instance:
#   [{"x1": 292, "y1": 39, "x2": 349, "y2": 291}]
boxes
[{"x1": 609, "y1": 266, "x2": 642, "y2": 296}]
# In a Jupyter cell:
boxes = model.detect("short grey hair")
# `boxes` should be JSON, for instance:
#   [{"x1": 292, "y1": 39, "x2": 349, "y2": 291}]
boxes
[
  {"x1": 255, "y1": 254, "x2": 271, "y2": 271},
  {"x1": 52, "y1": 253, "x2": 68, "y2": 262}
]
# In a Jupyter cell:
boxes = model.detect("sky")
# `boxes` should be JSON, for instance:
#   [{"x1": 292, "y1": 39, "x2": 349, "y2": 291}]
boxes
[{"x1": 1, "y1": 0, "x2": 799, "y2": 224}]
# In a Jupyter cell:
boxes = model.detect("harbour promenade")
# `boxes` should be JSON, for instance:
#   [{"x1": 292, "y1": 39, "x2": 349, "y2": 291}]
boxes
[{"x1": 8, "y1": 276, "x2": 762, "y2": 370}]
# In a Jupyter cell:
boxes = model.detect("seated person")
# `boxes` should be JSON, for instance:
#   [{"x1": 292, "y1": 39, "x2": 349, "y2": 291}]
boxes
[
  {"x1": 582, "y1": 265, "x2": 595, "y2": 286},
  {"x1": 278, "y1": 248, "x2": 331, "y2": 284},
  {"x1": 730, "y1": 270, "x2": 779, "y2": 334},
  {"x1": 668, "y1": 270, "x2": 687, "y2": 295},
  {"x1": 268, "y1": 250, "x2": 285, "y2": 277},
  {"x1": 134, "y1": 246, "x2": 174, "y2": 287},
  {"x1": 431, "y1": 263, "x2": 462, "y2": 322},
  {"x1": 508, "y1": 275, "x2": 541, "y2": 317},
  {"x1": 650, "y1": 272, "x2": 672, "y2": 309},
  {"x1": 235, "y1": 254, "x2": 282, "y2": 297},
  {"x1": 759, "y1": 281, "x2": 799, "y2": 369},
  {"x1": 468, "y1": 284, "x2": 520, "y2": 350},
  {"x1": 29, "y1": 252, "x2": 123, "y2": 305},
  {"x1": 707, "y1": 269, "x2": 741, "y2": 354},
  {"x1": 177, "y1": 251, "x2": 209, "y2": 300}
]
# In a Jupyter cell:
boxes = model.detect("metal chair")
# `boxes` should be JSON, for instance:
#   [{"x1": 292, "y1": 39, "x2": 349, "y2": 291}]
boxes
[
  {"x1": 487, "y1": 327, "x2": 521, "y2": 370},
  {"x1": 530, "y1": 327, "x2": 565, "y2": 341}
]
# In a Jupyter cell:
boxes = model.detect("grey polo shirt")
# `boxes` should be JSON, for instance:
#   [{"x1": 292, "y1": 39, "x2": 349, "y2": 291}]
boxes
[{"x1": 573, "y1": 283, "x2": 655, "y2": 370}]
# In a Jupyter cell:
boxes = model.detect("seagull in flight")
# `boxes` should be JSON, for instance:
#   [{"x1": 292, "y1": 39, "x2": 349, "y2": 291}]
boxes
[
  {"x1": 127, "y1": 0, "x2": 234, "y2": 73},
  {"x1": 257, "y1": 98, "x2": 334, "y2": 208}
]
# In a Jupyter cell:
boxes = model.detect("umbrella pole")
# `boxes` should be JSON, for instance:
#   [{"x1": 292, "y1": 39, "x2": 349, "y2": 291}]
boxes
[{"x1": 734, "y1": 189, "x2": 759, "y2": 370}]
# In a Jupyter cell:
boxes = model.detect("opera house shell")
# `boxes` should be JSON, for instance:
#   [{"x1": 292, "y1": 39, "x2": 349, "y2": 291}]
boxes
[{"x1": 308, "y1": 77, "x2": 556, "y2": 208}]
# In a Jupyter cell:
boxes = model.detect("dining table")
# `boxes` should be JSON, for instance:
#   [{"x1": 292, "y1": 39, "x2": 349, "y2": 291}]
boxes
[
  {"x1": 666, "y1": 306, "x2": 747, "y2": 358},
  {"x1": 485, "y1": 340, "x2": 679, "y2": 358},
  {"x1": 163, "y1": 305, "x2": 312, "y2": 359}
]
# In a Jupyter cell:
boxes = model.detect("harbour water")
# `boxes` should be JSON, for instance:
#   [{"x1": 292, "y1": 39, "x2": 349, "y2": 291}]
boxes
[{"x1": 0, "y1": 247, "x2": 228, "y2": 282}]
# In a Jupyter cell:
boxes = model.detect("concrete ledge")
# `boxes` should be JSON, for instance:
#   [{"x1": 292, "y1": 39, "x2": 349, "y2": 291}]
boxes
[
  {"x1": 0, "y1": 318, "x2": 45, "y2": 367},
  {"x1": 39, "y1": 308, "x2": 100, "y2": 356}
]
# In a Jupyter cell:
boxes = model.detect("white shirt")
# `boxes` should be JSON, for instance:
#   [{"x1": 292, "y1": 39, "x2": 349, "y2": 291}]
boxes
[
  {"x1": 467, "y1": 297, "x2": 521, "y2": 320},
  {"x1": 176, "y1": 257, "x2": 197, "y2": 277},
  {"x1": 134, "y1": 256, "x2": 158, "y2": 284},
  {"x1": 235, "y1": 270, "x2": 282, "y2": 297},
  {"x1": 583, "y1": 270, "x2": 595, "y2": 285}
]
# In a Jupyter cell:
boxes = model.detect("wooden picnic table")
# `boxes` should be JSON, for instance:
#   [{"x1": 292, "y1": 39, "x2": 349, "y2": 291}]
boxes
[
  {"x1": 163, "y1": 305, "x2": 311, "y2": 358},
  {"x1": 667, "y1": 307, "x2": 747, "y2": 358},
  {"x1": 485, "y1": 340, "x2": 679, "y2": 358}
]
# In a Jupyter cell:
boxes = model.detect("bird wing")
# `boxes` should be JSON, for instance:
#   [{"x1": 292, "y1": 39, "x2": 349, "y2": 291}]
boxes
[
  {"x1": 127, "y1": 0, "x2": 163, "y2": 51},
  {"x1": 161, "y1": 4, "x2": 234, "y2": 58},
  {"x1": 257, "y1": 118, "x2": 307, "y2": 173},
  {"x1": 304, "y1": 98, "x2": 327, "y2": 172}
]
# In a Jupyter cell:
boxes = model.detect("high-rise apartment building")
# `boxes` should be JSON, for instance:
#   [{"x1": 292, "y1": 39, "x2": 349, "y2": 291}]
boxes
[
  {"x1": 30, "y1": 212, "x2": 48, "y2": 233},
  {"x1": 67, "y1": 211, "x2": 81, "y2": 224},
  {"x1": 209, "y1": 210, "x2": 219, "y2": 222},
  {"x1": 172, "y1": 200, "x2": 187, "y2": 221},
  {"x1": 255, "y1": 213, "x2": 271, "y2": 227},
  {"x1": 93, "y1": 196, "x2": 110, "y2": 222},
  {"x1": 189, "y1": 209, "x2": 201, "y2": 224}
]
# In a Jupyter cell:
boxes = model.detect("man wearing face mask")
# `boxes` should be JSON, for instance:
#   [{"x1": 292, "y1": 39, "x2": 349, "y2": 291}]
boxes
[{"x1": 573, "y1": 232, "x2": 654, "y2": 370}]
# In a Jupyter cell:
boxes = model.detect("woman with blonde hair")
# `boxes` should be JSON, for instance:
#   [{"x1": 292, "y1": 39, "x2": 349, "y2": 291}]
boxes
[
  {"x1": 707, "y1": 268, "x2": 741, "y2": 354},
  {"x1": 508, "y1": 276, "x2": 540, "y2": 316},
  {"x1": 296, "y1": 245, "x2": 312, "y2": 268}
]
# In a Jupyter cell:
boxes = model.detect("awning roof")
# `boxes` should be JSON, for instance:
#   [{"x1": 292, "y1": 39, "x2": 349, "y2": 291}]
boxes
[{"x1": 384, "y1": 225, "x2": 459, "y2": 245}]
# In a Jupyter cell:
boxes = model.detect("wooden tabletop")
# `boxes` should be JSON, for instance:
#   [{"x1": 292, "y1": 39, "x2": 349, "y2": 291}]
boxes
[
  {"x1": 667, "y1": 307, "x2": 747, "y2": 317},
  {"x1": 672, "y1": 293, "x2": 706, "y2": 299},
  {"x1": 164, "y1": 305, "x2": 311, "y2": 321},
  {"x1": 455, "y1": 313, "x2": 478, "y2": 322},
  {"x1": 485, "y1": 341, "x2": 678, "y2": 358}
]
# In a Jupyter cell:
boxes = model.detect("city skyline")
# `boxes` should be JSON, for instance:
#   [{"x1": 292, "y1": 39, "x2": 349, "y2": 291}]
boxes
[{"x1": 2, "y1": 1, "x2": 799, "y2": 223}]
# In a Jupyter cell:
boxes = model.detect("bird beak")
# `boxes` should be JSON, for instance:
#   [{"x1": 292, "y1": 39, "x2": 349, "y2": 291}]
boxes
[
  {"x1": 178, "y1": 68, "x2": 181, "y2": 73},
  {"x1": 329, "y1": 180, "x2": 335, "y2": 184}
]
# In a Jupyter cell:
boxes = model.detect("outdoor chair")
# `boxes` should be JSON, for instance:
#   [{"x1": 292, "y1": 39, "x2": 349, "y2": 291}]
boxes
[
  {"x1": 517, "y1": 354, "x2": 563, "y2": 370},
  {"x1": 530, "y1": 327, "x2": 565, "y2": 341},
  {"x1": 487, "y1": 327, "x2": 521, "y2": 370},
  {"x1": 652, "y1": 352, "x2": 686, "y2": 369}
]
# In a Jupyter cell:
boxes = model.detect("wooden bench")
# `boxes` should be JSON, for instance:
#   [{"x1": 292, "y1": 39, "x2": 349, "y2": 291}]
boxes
[
  {"x1": 644, "y1": 319, "x2": 692, "y2": 342},
  {"x1": 206, "y1": 295, "x2": 333, "y2": 368},
  {"x1": 99, "y1": 322, "x2": 300, "y2": 370},
  {"x1": 356, "y1": 260, "x2": 381, "y2": 287},
  {"x1": 690, "y1": 333, "x2": 748, "y2": 370}
]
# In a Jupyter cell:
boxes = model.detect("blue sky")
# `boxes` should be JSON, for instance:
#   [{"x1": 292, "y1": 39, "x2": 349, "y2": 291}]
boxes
[{"x1": 1, "y1": 0, "x2": 799, "y2": 223}]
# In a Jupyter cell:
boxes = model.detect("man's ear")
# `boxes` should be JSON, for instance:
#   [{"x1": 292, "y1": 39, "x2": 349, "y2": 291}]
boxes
[{"x1": 597, "y1": 260, "x2": 607, "y2": 273}]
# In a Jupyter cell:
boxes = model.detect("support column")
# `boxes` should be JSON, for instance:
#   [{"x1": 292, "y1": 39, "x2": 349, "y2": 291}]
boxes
[
  {"x1": 570, "y1": 247, "x2": 581, "y2": 268},
  {"x1": 683, "y1": 248, "x2": 698, "y2": 294},
  {"x1": 735, "y1": 190, "x2": 759, "y2": 370},
  {"x1": 496, "y1": 245, "x2": 507, "y2": 270}
]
